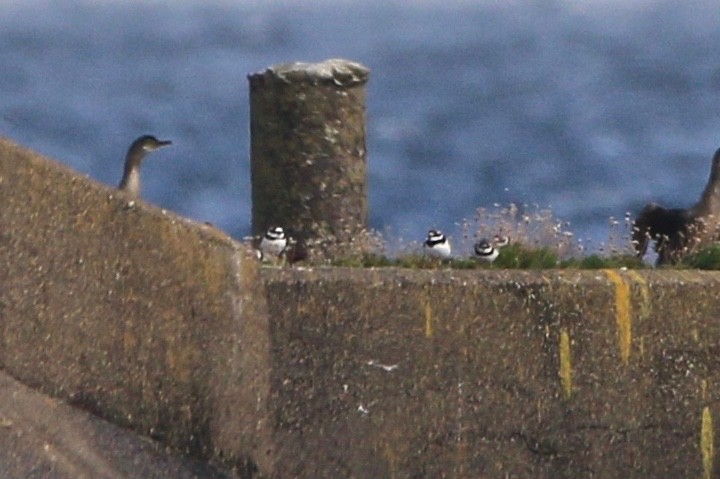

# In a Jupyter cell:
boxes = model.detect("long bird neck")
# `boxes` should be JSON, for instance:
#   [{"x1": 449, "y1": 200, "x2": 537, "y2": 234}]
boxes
[
  {"x1": 692, "y1": 157, "x2": 720, "y2": 218},
  {"x1": 118, "y1": 148, "x2": 146, "y2": 197}
]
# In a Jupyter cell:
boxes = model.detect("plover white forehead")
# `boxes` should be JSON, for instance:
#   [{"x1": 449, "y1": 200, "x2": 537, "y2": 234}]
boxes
[
  {"x1": 474, "y1": 238, "x2": 499, "y2": 263},
  {"x1": 260, "y1": 226, "x2": 288, "y2": 260},
  {"x1": 424, "y1": 229, "x2": 452, "y2": 259}
]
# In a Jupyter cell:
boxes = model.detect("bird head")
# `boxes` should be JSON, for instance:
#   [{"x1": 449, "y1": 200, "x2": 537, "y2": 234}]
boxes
[{"x1": 134, "y1": 135, "x2": 172, "y2": 152}]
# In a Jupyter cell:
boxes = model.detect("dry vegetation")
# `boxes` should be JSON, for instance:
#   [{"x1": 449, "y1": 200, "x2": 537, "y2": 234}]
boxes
[
  {"x1": 331, "y1": 203, "x2": 648, "y2": 269},
  {"x1": 252, "y1": 203, "x2": 720, "y2": 269}
]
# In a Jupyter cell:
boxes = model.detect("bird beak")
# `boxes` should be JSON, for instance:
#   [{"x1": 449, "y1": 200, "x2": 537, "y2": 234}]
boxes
[{"x1": 145, "y1": 139, "x2": 172, "y2": 152}]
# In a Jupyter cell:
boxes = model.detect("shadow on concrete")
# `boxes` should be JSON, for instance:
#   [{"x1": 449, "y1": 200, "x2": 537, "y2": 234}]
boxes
[{"x1": 0, "y1": 371, "x2": 236, "y2": 479}]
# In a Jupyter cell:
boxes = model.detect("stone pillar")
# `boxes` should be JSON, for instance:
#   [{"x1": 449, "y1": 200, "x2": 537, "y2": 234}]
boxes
[{"x1": 248, "y1": 59, "x2": 370, "y2": 262}]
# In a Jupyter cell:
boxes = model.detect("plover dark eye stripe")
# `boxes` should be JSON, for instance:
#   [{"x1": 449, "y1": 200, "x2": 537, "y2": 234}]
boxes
[
  {"x1": 424, "y1": 229, "x2": 451, "y2": 259},
  {"x1": 425, "y1": 234, "x2": 446, "y2": 246},
  {"x1": 265, "y1": 226, "x2": 286, "y2": 240},
  {"x1": 474, "y1": 239, "x2": 499, "y2": 263},
  {"x1": 260, "y1": 226, "x2": 288, "y2": 261}
]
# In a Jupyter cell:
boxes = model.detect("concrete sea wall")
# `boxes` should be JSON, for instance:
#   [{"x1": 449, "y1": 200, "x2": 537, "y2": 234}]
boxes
[
  {"x1": 262, "y1": 267, "x2": 720, "y2": 478},
  {"x1": 0, "y1": 137, "x2": 274, "y2": 475},
  {"x1": 2, "y1": 138, "x2": 720, "y2": 478}
]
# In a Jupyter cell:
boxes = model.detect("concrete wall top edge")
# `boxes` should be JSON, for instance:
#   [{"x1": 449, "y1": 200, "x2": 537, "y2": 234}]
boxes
[
  {"x1": 260, "y1": 265, "x2": 720, "y2": 286},
  {"x1": 0, "y1": 134, "x2": 240, "y2": 249}
]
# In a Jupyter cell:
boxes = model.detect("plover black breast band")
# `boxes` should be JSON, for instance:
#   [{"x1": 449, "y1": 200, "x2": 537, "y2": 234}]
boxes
[
  {"x1": 424, "y1": 229, "x2": 452, "y2": 259},
  {"x1": 260, "y1": 226, "x2": 288, "y2": 260},
  {"x1": 474, "y1": 238, "x2": 499, "y2": 263}
]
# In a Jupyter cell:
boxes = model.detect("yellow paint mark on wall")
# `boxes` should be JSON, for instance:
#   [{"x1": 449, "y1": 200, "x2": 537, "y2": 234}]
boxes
[
  {"x1": 604, "y1": 270, "x2": 632, "y2": 364},
  {"x1": 626, "y1": 270, "x2": 651, "y2": 321},
  {"x1": 701, "y1": 406, "x2": 714, "y2": 479},
  {"x1": 424, "y1": 299, "x2": 433, "y2": 338},
  {"x1": 559, "y1": 329, "x2": 572, "y2": 399}
]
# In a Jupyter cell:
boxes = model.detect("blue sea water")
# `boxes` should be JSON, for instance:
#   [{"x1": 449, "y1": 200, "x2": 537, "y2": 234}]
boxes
[{"x1": 3, "y1": 0, "x2": 720, "y2": 252}]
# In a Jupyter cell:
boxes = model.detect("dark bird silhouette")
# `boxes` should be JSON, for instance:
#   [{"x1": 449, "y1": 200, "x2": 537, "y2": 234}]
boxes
[
  {"x1": 633, "y1": 147, "x2": 720, "y2": 264},
  {"x1": 118, "y1": 135, "x2": 172, "y2": 197}
]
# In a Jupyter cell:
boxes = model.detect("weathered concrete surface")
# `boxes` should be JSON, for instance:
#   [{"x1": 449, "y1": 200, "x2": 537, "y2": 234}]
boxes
[
  {"x1": 261, "y1": 267, "x2": 720, "y2": 479},
  {"x1": 0, "y1": 371, "x2": 234, "y2": 479},
  {"x1": 3, "y1": 136, "x2": 720, "y2": 478},
  {"x1": 0, "y1": 136, "x2": 273, "y2": 476},
  {"x1": 248, "y1": 59, "x2": 369, "y2": 261}
]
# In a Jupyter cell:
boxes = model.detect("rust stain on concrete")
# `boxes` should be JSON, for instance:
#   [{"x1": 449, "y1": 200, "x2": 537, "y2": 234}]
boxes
[{"x1": 702, "y1": 406, "x2": 714, "y2": 479}]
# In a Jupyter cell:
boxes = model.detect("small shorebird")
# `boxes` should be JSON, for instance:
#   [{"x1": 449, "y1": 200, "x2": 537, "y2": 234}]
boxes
[
  {"x1": 474, "y1": 235, "x2": 510, "y2": 263},
  {"x1": 424, "y1": 229, "x2": 452, "y2": 259},
  {"x1": 118, "y1": 135, "x2": 172, "y2": 197},
  {"x1": 633, "y1": 147, "x2": 720, "y2": 264},
  {"x1": 474, "y1": 239, "x2": 499, "y2": 263},
  {"x1": 492, "y1": 235, "x2": 510, "y2": 248},
  {"x1": 259, "y1": 226, "x2": 288, "y2": 261}
]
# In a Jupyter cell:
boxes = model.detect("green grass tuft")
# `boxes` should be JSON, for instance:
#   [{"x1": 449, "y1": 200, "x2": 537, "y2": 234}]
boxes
[
  {"x1": 330, "y1": 246, "x2": 650, "y2": 270},
  {"x1": 560, "y1": 254, "x2": 646, "y2": 269},
  {"x1": 493, "y1": 243, "x2": 559, "y2": 269},
  {"x1": 679, "y1": 245, "x2": 720, "y2": 270},
  {"x1": 322, "y1": 203, "x2": 660, "y2": 270}
]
